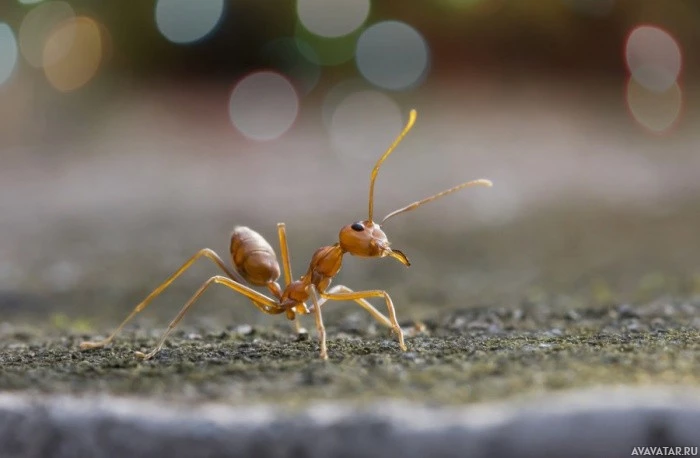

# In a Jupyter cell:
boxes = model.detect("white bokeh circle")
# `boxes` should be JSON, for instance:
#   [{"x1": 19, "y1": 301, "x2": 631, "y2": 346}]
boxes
[
  {"x1": 329, "y1": 90, "x2": 403, "y2": 161},
  {"x1": 625, "y1": 25, "x2": 681, "y2": 93},
  {"x1": 229, "y1": 71, "x2": 300, "y2": 141},
  {"x1": 155, "y1": 0, "x2": 225, "y2": 44},
  {"x1": 626, "y1": 77, "x2": 682, "y2": 134},
  {"x1": 297, "y1": 0, "x2": 370, "y2": 38},
  {"x1": 356, "y1": 21, "x2": 430, "y2": 91},
  {"x1": 19, "y1": 1, "x2": 75, "y2": 68},
  {"x1": 0, "y1": 23, "x2": 19, "y2": 86}
]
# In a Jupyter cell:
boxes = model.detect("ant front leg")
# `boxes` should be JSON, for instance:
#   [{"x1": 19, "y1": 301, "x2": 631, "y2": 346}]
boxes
[
  {"x1": 277, "y1": 223, "x2": 307, "y2": 337},
  {"x1": 307, "y1": 284, "x2": 327, "y2": 360},
  {"x1": 317, "y1": 285, "x2": 393, "y2": 329},
  {"x1": 319, "y1": 288, "x2": 407, "y2": 352}
]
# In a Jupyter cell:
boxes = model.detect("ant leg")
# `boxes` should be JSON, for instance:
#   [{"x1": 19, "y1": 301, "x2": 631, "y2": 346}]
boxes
[
  {"x1": 134, "y1": 276, "x2": 283, "y2": 360},
  {"x1": 319, "y1": 289, "x2": 407, "y2": 352},
  {"x1": 277, "y1": 223, "x2": 307, "y2": 336},
  {"x1": 308, "y1": 285, "x2": 327, "y2": 360},
  {"x1": 80, "y1": 248, "x2": 245, "y2": 350},
  {"x1": 316, "y1": 285, "x2": 393, "y2": 329}
]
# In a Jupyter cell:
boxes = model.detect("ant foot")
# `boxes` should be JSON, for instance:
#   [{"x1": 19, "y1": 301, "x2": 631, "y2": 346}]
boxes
[
  {"x1": 79, "y1": 341, "x2": 104, "y2": 351},
  {"x1": 134, "y1": 350, "x2": 154, "y2": 360}
]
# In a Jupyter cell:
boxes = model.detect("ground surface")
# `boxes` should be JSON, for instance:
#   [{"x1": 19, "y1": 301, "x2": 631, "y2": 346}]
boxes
[
  {"x1": 2, "y1": 194, "x2": 700, "y2": 409},
  {"x1": 2, "y1": 300, "x2": 699, "y2": 407}
]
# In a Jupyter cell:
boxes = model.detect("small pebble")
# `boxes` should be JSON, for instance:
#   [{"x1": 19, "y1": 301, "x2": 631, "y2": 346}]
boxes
[
  {"x1": 467, "y1": 321, "x2": 490, "y2": 331},
  {"x1": 616, "y1": 304, "x2": 640, "y2": 319},
  {"x1": 401, "y1": 352, "x2": 419, "y2": 362},
  {"x1": 234, "y1": 324, "x2": 254, "y2": 336}
]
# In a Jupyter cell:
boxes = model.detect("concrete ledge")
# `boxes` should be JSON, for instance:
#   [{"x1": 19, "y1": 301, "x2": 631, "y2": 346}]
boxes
[{"x1": 1, "y1": 387, "x2": 699, "y2": 458}]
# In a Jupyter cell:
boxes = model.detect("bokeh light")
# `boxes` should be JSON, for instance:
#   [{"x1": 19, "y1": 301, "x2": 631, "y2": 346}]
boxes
[
  {"x1": 625, "y1": 25, "x2": 681, "y2": 93},
  {"x1": 0, "y1": 23, "x2": 19, "y2": 87},
  {"x1": 329, "y1": 89, "x2": 403, "y2": 160},
  {"x1": 294, "y1": 21, "x2": 359, "y2": 67},
  {"x1": 18, "y1": 0, "x2": 44, "y2": 4},
  {"x1": 261, "y1": 37, "x2": 320, "y2": 95},
  {"x1": 356, "y1": 21, "x2": 430, "y2": 91},
  {"x1": 19, "y1": 1, "x2": 75, "y2": 68},
  {"x1": 626, "y1": 77, "x2": 682, "y2": 134},
  {"x1": 155, "y1": 0, "x2": 225, "y2": 45},
  {"x1": 321, "y1": 78, "x2": 371, "y2": 129},
  {"x1": 229, "y1": 71, "x2": 299, "y2": 141},
  {"x1": 296, "y1": 0, "x2": 370, "y2": 38},
  {"x1": 43, "y1": 17, "x2": 103, "y2": 92}
]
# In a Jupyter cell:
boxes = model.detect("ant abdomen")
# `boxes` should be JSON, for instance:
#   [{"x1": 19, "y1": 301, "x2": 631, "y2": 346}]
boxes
[{"x1": 230, "y1": 226, "x2": 281, "y2": 286}]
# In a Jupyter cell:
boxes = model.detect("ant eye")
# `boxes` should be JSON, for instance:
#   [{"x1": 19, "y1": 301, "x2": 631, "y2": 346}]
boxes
[{"x1": 351, "y1": 222, "x2": 364, "y2": 232}]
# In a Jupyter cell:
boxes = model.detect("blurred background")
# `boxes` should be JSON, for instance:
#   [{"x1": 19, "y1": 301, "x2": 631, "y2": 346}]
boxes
[{"x1": 1, "y1": 0, "x2": 699, "y2": 332}]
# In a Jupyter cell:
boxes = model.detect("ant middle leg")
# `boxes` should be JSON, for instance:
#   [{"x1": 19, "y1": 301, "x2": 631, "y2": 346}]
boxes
[{"x1": 277, "y1": 222, "x2": 307, "y2": 337}]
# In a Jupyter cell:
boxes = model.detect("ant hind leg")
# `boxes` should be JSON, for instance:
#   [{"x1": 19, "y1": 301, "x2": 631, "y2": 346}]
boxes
[
  {"x1": 134, "y1": 275, "x2": 283, "y2": 360},
  {"x1": 80, "y1": 248, "x2": 241, "y2": 351}
]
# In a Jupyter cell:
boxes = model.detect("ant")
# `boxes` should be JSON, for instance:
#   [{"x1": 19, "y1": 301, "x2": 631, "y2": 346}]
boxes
[{"x1": 79, "y1": 109, "x2": 492, "y2": 360}]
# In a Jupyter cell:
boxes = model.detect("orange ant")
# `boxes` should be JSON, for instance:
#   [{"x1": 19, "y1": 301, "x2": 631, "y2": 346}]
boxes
[{"x1": 79, "y1": 109, "x2": 492, "y2": 360}]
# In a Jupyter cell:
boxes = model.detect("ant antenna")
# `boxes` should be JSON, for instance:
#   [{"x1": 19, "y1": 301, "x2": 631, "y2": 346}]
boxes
[
  {"x1": 381, "y1": 179, "x2": 493, "y2": 225},
  {"x1": 368, "y1": 109, "x2": 417, "y2": 222}
]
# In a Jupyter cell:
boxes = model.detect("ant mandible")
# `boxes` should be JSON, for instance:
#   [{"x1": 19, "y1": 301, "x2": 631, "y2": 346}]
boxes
[{"x1": 79, "y1": 109, "x2": 492, "y2": 360}]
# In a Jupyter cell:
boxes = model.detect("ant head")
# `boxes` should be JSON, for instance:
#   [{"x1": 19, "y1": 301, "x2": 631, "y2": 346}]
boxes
[
  {"x1": 338, "y1": 220, "x2": 410, "y2": 266},
  {"x1": 342, "y1": 108, "x2": 491, "y2": 268}
]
